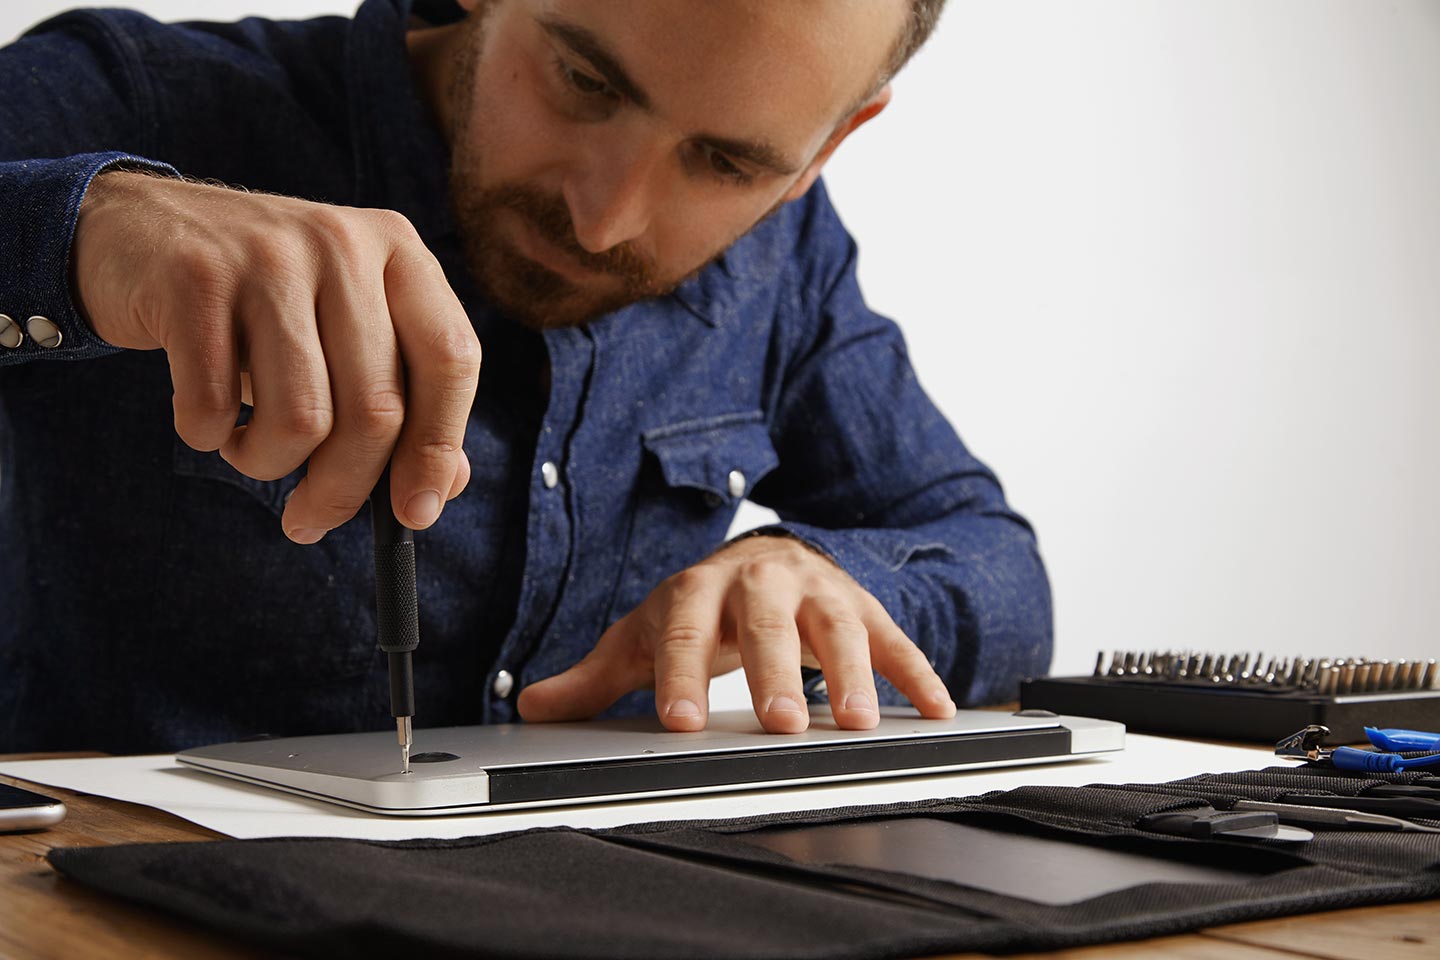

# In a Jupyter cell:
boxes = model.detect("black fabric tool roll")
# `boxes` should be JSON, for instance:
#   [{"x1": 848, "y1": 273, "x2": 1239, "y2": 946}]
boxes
[{"x1": 47, "y1": 765, "x2": 1440, "y2": 960}]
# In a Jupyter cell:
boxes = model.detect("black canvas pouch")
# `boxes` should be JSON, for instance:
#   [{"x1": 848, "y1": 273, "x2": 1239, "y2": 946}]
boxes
[{"x1": 47, "y1": 771, "x2": 1440, "y2": 960}]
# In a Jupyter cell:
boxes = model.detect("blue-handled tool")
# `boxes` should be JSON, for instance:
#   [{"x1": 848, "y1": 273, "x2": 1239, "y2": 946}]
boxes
[
  {"x1": 1277, "y1": 724, "x2": 1440, "y2": 773},
  {"x1": 1364, "y1": 726, "x2": 1440, "y2": 753}
]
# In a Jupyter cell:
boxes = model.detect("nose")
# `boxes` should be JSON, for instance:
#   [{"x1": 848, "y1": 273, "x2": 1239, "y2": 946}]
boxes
[{"x1": 563, "y1": 133, "x2": 666, "y2": 254}]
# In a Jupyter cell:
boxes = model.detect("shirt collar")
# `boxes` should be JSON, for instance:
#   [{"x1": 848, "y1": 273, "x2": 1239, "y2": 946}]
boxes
[{"x1": 347, "y1": 0, "x2": 454, "y2": 240}]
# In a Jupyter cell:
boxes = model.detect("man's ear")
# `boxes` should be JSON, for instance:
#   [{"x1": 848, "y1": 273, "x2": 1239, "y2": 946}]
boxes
[{"x1": 780, "y1": 83, "x2": 893, "y2": 203}]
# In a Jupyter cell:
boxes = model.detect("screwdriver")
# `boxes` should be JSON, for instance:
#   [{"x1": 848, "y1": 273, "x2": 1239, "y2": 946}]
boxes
[{"x1": 371, "y1": 468, "x2": 419, "y2": 774}]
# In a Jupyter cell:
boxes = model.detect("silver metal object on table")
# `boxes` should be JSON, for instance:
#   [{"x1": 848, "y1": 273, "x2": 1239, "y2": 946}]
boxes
[{"x1": 1087, "y1": 651, "x2": 1440, "y2": 695}]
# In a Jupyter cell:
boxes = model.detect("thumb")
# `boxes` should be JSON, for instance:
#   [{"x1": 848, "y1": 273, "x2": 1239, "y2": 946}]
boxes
[{"x1": 516, "y1": 621, "x2": 652, "y2": 722}]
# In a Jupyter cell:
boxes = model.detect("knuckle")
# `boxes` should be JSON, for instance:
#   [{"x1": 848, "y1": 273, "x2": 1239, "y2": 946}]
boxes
[
  {"x1": 310, "y1": 209, "x2": 372, "y2": 263},
  {"x1": 860, "y1": 595, "x2": 892, "y2": 621},
  {"x1": 248, "y1": 233, "x2": 308, "y2": 276},
  {"x1": 743, "y1": 615, "x2": 794, "y2": 640},
  {"x1": 663, "y1": 566, "x2": 711, "y2": 596},
  {"x1": 429, "y1": 327, "x2": 483, "y2": 381},
  {"x1": 815, "y1": 610, "x2": 868, "y2": 642},
  {"x1": 656, "y1": 625, "x2": 709, "y2": 650},
  {"x1": 817, "y1": 618, "x2": 858, "y2": 650},
  {"x1": 737, "y1": 558, "x2": 791, "y2": 589},
  {"x1": 348, "y1": 386, "x2": 406, "y2": 440},
  {"x1": 177, "y1": 371, "x2": 236, "y2": 420},
  {"x1": 405, "y1": 435, "x2": 464, "y2": 477},
  {"x1": 411, "y1": 435, "x2": 464, "y2": 461},
  {"x1": 170, "y1": 246, "x2": 233, "y2": 291},
  {"x1": 371, "y1": 207, "x2": 418, "y2": 239},
  {"x1": 880, "y1": 631, "x2": 926, "y2": 662},
  {"x1": 275, "y1": 400, "x2": 334, "y2": 442}
]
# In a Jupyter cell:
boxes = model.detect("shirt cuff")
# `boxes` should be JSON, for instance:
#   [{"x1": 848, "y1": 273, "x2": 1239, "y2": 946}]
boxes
[{"x1": 1, "y1": 152, "x2": 177, "y2": 362}]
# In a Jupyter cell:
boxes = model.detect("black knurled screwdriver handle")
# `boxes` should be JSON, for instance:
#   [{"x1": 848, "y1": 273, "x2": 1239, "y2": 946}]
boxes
[
  {"x1": 372, "y1": 468, "x2": 419, "y2": 719},
  {"x1": 373, "y1": 539, "x2": 419, "y2": 655}
]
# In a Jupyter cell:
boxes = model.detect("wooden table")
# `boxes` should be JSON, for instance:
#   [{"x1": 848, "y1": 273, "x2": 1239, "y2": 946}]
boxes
[{"x1": 3, "y1": 755, "x2": 1437, "y2": 960}]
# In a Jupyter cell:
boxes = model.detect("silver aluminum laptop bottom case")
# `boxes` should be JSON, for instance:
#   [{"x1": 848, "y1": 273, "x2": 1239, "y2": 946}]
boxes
[{"x1": 176, "y1": 707, "x2": 1125, "y2": 815}]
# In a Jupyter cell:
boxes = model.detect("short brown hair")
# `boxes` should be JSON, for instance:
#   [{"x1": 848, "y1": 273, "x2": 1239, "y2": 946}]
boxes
[{"x1": 886, "y1": 0, "x2": 948, "y2": 82}]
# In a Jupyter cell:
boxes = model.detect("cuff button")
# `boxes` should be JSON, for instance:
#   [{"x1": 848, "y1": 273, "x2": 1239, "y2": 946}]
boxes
[
  {"x1": 0, "y1": 315, "x2": 22, "y2": 349},
  {"x1": 25, "y1": 316, "x2": 62, "y2": 349}
]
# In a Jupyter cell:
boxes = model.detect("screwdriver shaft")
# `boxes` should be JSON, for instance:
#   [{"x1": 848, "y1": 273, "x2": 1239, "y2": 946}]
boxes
[{"x1": 398, "y1": 716, "x2": 412, "y2": 775}]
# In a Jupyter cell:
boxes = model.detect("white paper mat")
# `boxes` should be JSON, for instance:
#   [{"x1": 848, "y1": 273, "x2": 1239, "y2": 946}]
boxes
[{"x1": 0, "y1": 734, "x2": 1276, "y2": 841}]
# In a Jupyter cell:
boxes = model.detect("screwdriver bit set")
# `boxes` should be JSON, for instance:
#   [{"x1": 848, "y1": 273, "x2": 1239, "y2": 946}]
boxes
[{"x1": 1020, "y1": 649, "x2": 1440, "y2": 743}]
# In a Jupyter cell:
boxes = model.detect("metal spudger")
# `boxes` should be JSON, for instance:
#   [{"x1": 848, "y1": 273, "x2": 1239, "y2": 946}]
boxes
[{"x1": 371, "y1": 468, "x2": 419, "y2": 774}]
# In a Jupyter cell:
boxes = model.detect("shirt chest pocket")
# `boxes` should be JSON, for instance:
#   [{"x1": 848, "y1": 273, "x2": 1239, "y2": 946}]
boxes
[
  {"x1": 153, "y1": 440, "x2": 374, "y2": 687},
  {"x1": 605, "y1": 411, "x2": 780, "y2": 624}
]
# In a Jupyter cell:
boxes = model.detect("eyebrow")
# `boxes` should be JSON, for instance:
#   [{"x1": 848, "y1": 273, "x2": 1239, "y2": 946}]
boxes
[{"x1": 537, "y1": 16, "x2": 803, "y2": 177}]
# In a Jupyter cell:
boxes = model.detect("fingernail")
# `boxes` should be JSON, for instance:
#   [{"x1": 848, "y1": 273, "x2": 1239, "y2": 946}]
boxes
[
  {"x1": 766, "y1": 695, "x2": 805, "y2": 716},
  {"x1": 405, "y1": 490, "x2": 442, "y2": 527},
  {"x1": 666, "y1": 699, "x2": 701, "y2": 719},
  {"x1": 843, "y1": 692, "x2": 875, "y2": 713},
  {"x1": 287, "y1": 527, "x2": 326, "y2": 545}
]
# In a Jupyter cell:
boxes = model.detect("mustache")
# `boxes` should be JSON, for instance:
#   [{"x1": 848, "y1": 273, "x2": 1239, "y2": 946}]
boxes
[{"x1": 488, "y1": 185, "x2": 656, "y2": 286}]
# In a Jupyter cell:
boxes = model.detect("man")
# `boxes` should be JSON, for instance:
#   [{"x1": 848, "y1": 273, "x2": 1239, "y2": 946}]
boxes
[{"x1": 0, "y1": 0, "x2": 1051, "y2": 753}]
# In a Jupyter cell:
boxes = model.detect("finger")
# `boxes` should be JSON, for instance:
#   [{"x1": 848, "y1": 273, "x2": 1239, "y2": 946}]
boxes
[
  {"x1": 730, "y1": 562, "x2": 809, "y2": 734},
  {"x1": 382, "y1": 227, "x2": 480, "y2": 530},
  {"x1": 446, "y1": 449, "x2": 470, "y2": 501},
  {"x1": 516, "y1": 614, "x2": 653, "y2": 722},
  {"x1": 220, "y1": 287, "x2": 335, "y2": 482},
  {"x1": 796, "y1": 595, "x2": 879, "y2": 730},
  {"x1": 863, "y1": 601, "x2": 956, "y2": 718},
  {"x1": 280, "y1": 275, "x2": 404, "y2": 542},
  {"x1": 165, "y1": 299, "x2": 241, "y2": 453},
  {"x1": 649, "y1": 571, "x2": 727, "y2": 732}
]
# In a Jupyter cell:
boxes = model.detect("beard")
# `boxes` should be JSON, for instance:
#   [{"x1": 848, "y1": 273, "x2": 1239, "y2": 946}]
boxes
[
  {"x1": 444, "y1": 7, "x2": 686, "y2": 330},
  {"x1": 452, "y1": 180, "x2": 673, "y2": 330}
]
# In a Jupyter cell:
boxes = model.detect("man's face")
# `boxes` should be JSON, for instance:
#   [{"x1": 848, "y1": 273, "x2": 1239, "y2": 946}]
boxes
[{"x1": 440, "y1": 0, "x2": 904, "y2": 328}]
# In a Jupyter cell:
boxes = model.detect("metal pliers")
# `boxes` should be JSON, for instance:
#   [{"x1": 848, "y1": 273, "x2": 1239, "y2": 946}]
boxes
[{"x1": 1276, "y1": 724, "x2": 1440, "y2": 773}]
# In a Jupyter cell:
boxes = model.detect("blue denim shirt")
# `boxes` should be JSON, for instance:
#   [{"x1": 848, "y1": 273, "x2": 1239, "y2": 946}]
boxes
[{"x1": 0, "y1": 0, "x2": 1051, "y2": 753}]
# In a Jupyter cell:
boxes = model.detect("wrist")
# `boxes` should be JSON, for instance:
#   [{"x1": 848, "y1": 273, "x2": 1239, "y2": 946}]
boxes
[
  {"x1": 72, "y1": 168, "x2": 166, "y2": 348},
  {"x1": 722, "y1": 527, "x2": 834, "y2": 566}
]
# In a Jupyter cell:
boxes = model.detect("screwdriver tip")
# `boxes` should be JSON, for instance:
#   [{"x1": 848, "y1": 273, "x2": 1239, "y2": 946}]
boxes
[{"x1": 397, "y1": 716, "x2": 413, "y2": 775}]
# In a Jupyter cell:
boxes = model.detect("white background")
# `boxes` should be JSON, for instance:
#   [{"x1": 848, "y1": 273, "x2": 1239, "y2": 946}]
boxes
[{"x1": 6, "y1": 1, "x2": 1438, "y2": 689}]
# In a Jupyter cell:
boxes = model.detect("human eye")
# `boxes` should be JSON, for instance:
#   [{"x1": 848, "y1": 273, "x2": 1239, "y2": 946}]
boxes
[
  {"x1": 696, "y1": 143, "x2": 755, "y2": 186},
  {"x1": 553, "y1": 55, "x2": 616, "y2": 101}
]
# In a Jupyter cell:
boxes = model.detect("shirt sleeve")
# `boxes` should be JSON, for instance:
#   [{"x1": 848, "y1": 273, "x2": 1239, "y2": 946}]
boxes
[
  {"x1": 0, "y1": 13, "x2": 177, "y2": 366},
  {"x1": 747, "y1": 187, "x2": 1053, "y2": 706}
]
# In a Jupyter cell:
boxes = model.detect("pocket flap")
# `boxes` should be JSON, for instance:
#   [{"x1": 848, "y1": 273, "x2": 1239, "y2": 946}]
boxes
[
  {"x1": 172, "y1": 437, "x2": 301, "y2": 516},
  {"x1": 641, "y1": 411, "x2": 779, "y2": 506}
]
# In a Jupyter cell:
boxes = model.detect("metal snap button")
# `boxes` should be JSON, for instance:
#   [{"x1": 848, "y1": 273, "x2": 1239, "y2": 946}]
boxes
[
  {"x1": 540, "y1": 461, "x2": 559, "y2": 489},
  {"x1": 727, "y1": 469, "x2": 746, "y2": 498},
  {"x1": 0, "y1": 315, "x2": 22, "y2": 349},
  {"x1": 26, "y1": 316, "x2": 63, "y2": 349},
  {"x1": 492, "y1": 669, "x2": 515, "y2": 698}
]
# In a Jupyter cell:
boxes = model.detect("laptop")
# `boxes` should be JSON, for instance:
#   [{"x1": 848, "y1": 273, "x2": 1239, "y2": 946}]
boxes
[{"x1": 176, "y1": 707, "x2": 1124, "y2": 815}]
